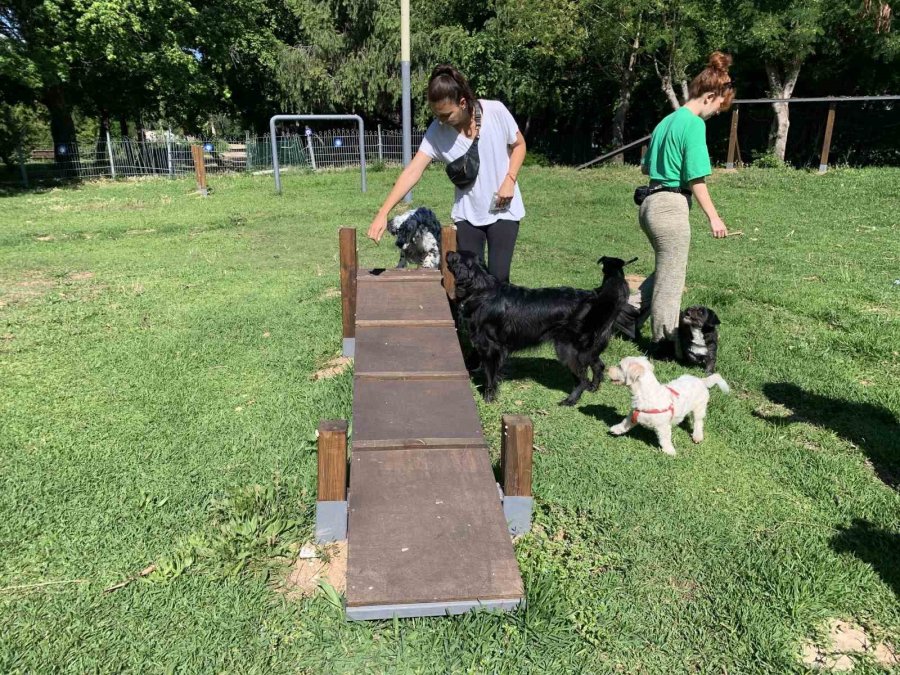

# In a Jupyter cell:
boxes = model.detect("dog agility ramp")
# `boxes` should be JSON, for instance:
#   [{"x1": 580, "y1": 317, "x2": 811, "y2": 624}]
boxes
[{"x1": 346, "y1": 268, "x2": 524, "y2": 620}]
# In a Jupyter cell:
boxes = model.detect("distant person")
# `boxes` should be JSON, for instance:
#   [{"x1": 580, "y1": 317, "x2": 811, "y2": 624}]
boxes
[
  {"x1": 631, "y1": 51, "x2": 734, "y2": 358},
  {"x1": 367, "y1": 64, "x2": 526, "y2": 282}
]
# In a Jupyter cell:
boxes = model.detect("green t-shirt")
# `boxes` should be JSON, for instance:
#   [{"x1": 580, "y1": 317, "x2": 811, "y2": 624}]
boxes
[{"x1": 641, "y1": 107, "x2": 711, "y2": 189}]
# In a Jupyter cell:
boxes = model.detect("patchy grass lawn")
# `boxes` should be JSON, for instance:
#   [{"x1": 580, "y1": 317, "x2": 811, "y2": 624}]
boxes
[{"x1": 1, "y1": 165, "x2": 897, "y2": 673}]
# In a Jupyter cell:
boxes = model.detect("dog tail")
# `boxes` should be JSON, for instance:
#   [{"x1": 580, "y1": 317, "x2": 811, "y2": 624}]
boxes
[{"x1": 703, "y1": 374, "x2": 730, "y2": 394}]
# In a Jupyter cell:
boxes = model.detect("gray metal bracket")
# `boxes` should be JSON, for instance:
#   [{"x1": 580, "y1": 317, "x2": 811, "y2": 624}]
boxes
[{"x1": 315, "y1": 500, "x2": 348, "y2": 543}]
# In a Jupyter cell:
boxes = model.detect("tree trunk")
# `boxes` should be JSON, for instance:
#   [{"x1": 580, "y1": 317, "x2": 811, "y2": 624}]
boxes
[
  {"x1": 765, "y1": 60, "x2": 802, "y2": 162},
  {"x1": 611, "y1": 27, "x2": 642, "y2": 164},
  {"x1": 653, "y1": 59, "x2": 681, "y2": 110},
  {"x1": 661, "y1": 77, "x2": 681, "y2": 110},
  {"x1": 120, "y1": 116, "x2": 137, "y2": 170},
  {"x1": 96, "y1": 110, "x2": 111, "y2": 170},
  {"x1": 42, "y1": 85, "x2": 78, "y2": 168},
  {"x1": 134, "y1": 115, "x2": 149, "y2": 171}
]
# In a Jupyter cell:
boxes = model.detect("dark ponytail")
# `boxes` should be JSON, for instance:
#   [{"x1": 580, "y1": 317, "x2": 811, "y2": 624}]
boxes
[{"x1": 427, "y1": 64, "x2": 477, "y2": 108}]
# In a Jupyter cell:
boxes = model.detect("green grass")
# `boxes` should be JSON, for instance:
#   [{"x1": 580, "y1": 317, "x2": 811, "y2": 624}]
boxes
[{"x1": 1, "y1": 165, "x2": 898, "y2": 673}]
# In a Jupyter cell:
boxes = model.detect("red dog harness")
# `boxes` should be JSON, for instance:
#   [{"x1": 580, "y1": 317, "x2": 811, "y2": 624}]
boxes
[{"x1": 631, "y1": 386, "x2": 680, "y2": 424}]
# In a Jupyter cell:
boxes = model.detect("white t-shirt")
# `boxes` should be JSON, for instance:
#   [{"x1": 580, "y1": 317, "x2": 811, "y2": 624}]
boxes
[{"x1": 418, "y1": 99, "x2": 525, "y2": 227}]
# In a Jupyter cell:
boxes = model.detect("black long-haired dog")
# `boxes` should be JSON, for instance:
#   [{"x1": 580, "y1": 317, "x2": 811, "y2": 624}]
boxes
[
  {"x1": 677, "y1": 305, "x2": 720, "y2": 375},
  {"x1": 446, "y1": 251, "x2": 631, "y2": 405}
]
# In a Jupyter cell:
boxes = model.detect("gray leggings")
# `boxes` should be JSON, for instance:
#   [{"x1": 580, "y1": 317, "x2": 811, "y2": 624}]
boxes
[
  {"x1": 455, "y1": 219, "x2": 520, "y2": 283},
  {"x1": 636, "y1": 192, "x2": 691, "y2": 343}
]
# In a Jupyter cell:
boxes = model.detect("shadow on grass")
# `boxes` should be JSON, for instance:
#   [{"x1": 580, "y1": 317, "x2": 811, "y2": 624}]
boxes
[
  {"x1": 460, "y1": 355, "x2": 580, "y2": 403},
  {"x1": 0, "y1": 167, "x2": 85, "y2": 196},
  {"x1": 831, "y1": 519, "x2": 900, "y2": 598},
  {"x1": 505, "y1": 356, "x2": 578, "y2": 399},
  {"x1": 579, "y1": 403, "x2": 663, "y2": 449},
  {"x1": 755, "y1": 382, "x2": 899, "y2": 489}
]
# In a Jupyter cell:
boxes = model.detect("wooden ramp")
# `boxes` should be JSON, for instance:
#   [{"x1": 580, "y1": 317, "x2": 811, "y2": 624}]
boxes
[{"x1": 345, "y1": 267, "x2": 525, "y2": 620}]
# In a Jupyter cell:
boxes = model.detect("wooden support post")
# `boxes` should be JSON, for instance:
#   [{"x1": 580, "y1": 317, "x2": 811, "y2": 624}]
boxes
[
  {"x1": 819, "y1": 103, "x2": 837, "y2": 174},
  {"x1": 725, "y1": 106, "x2": 740, "y2": 170},
  {"x1": 316, "y1": 419, "x2": 348, "y2": 542},
  {"x1": 318, "y1": 420, "x2": 348, "y2": 501},
  {"x1": 191, "y1": 145, "x2": 208, "y2": 195},
  {"x1": 501, "y1": 415, "x2": 533, "y2": 496},
  {"x1": 339, "y1": 227, "x2": 358, "y2": 357},
  {"x1": 500, "y1": 415, "x2": 534, "y2": 536},
  {"x1": 440, "y1": 225, "x2": 457, "y2": 300},
  {"x1": 640, "y1": 144, "x2": 648, "y2": 162}
]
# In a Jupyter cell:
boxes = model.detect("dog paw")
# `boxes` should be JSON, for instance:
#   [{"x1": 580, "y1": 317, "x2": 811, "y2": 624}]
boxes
[
  {"x1": 661, "y1": 446, "x2": 677, "y2": 456},
  {"x1": 587, "y1": 383, "x2": 600, "y2": 392},
  {"x1": 609, "y1": 424, "x2": 627, "y2": 436},
  {"x1": 691, "y1": 434, "x2": 704, "y2": 444},
  {"x1": 558, "y1": 397, "x2": 576, "y2": 407}
]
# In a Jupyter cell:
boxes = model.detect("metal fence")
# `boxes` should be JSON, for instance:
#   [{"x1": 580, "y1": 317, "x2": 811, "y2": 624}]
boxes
[{"x1": 7, "y1": 127, "x2": 428, "y2": 187}]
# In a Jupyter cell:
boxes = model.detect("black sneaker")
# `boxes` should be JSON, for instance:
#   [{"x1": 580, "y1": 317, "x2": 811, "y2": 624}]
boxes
[
  {"x1": 649, "y1": 340, "x2": 677, "y2": 361},
  {"x1": 614, "y1": 304, "x2": 641, "y2": 341}
]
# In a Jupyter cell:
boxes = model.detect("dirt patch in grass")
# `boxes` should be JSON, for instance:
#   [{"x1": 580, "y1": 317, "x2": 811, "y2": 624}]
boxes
[
  {"x1": 279, "y1": 541, "x2": 347, "y2": 600},
  {"x1": 318, "y1": 288, "x2": 341, "y2": 301},
  {"x1": 625, "y1": 274, "x2": 645, "y2": 292},
  {"x1": 312, "y1": 356, "x2": 351, "y2": 380},
  {"x1": 0, "y1": 272, "x2": 55, "y2": 308},
  {"x1": 799, "y1": 619, "x2": 898, "y2": 671},
  {"x1": 0, "y1": 270, "x2": 100, "y2": 308}
]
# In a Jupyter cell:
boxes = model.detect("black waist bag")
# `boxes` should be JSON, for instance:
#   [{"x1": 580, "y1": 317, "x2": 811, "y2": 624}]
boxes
[
  {"x1": 634, "y1": 184, "x2": 692, "y2": 206},
  {"x1": 445, "y1": 103, "x2": 482, "y2": 190}
]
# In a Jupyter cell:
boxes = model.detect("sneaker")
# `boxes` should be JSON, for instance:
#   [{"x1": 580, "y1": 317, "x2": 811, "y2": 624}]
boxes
[
  {"x1": 649, "y1": 340, "x2": 677, "y2": 361},
  {"x1": 614, "y1": 304, "x2": 641, "y2": 340}
]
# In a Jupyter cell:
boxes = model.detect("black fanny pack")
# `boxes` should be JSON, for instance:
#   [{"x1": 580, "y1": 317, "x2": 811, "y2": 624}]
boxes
[
  {"x1": 634, "y1": 184, "x2": 692, "y2": 206},
  {"x1": 445, "y1": 103, "x2": 482, "y2": 190}
]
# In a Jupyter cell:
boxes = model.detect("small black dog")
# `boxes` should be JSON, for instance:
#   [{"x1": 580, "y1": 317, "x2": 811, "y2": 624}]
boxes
[
  {"x1": 386, "y1": 207, "x2": 442, "y2": 269},
  {"x1": 446, "y1": 251, "x2": 631, "y2": 405},
  {"x1": 553, "y1": 256, "x2": 634, "y2": 404},
  {"x1": 677, "y1": 305, "x2": 720, "y2": 375}
]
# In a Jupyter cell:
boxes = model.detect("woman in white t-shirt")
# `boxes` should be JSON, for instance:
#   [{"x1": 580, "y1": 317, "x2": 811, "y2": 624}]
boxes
[{"x1": 367, "y1": 64, "x2": 526, "y2": 282}]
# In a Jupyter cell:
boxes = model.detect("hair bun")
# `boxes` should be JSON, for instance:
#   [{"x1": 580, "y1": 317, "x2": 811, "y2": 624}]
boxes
[
  {"x1": 708, "y1": 51, "x2": 733, "y2": 72},
  {"x1": 431, "y1": 64, "x2": 458, "y2": 79}
]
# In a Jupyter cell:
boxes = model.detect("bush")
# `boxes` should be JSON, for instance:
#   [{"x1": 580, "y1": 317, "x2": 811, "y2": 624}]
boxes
[
  {"x1": 751, "y1": 150, "x2": 789, "y2": 169},
  {"x1": 523, "y1": 150, "x2": 553, "y2": 167}
]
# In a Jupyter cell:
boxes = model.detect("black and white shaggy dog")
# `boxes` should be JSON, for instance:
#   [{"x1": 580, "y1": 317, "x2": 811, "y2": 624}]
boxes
[
  {"x1": 446, "y1": 250, "x2": 631, "y2": 405},
  {"x1": 386, "y1": 207, "x2": 442, "y2": 269},
  {"x1": 677, "y1": 305, "x2": 721, "y2": 375}
]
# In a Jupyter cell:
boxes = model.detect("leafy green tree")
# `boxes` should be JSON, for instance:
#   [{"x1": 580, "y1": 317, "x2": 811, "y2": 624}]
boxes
[{"x1": 726, "y1": 0, "x2": 825, "y2": 160}]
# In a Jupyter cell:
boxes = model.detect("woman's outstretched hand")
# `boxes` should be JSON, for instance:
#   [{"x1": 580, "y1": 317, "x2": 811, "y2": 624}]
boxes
[{"x1": 368, "y1": 213, "x2": 388, "y2": 243}]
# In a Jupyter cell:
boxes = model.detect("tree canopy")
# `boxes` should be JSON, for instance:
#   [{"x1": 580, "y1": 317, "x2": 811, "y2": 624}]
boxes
[{"x1": 1, "y1": 0, "x2": 897, "y2": 166}]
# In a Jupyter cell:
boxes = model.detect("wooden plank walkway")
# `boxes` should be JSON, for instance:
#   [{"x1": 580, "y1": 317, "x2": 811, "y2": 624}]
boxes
[{"x1": 345, "y1": 268, "x2": 525, "y2": 620}]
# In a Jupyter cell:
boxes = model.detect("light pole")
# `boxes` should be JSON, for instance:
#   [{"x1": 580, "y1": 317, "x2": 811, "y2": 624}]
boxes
[{"x1": 401, "y1": 0, "x2": 413, "y2": 203}]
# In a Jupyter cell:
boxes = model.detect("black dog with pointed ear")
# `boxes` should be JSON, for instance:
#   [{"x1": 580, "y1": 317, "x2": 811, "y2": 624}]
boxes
[
  {"x1": 677, "y1": 305, "x2": 721, "y2": 375},
  {"x1": 445, "y1": 250, "x2": 630, "y2": 405}
]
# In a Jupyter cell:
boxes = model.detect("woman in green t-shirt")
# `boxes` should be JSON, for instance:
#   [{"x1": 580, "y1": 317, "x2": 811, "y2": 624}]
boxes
[{"x1": 633, "y1": 52, "x2": 734, "y2": 358}]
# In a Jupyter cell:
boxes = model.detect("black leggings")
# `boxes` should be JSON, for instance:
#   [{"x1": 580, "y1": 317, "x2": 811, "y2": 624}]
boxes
[{"x1": 455, "y1": 219, "x2": 520, "y2": 283}]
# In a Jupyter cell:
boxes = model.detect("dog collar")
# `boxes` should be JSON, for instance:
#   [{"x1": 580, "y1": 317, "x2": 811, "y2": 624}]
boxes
[{"x1": 631, "y1": 386, "x2": 680, "y2": 424}]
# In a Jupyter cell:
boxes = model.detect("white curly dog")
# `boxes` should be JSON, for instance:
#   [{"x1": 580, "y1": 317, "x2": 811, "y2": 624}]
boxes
[{"x1": 607, "y1": 356, "x2": 730, "y2": 456}]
